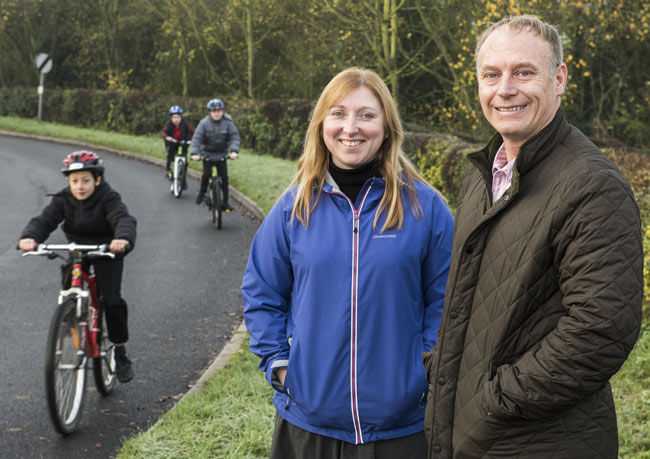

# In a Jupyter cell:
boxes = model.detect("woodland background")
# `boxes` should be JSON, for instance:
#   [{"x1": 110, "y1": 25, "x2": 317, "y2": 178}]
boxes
[
  {"x1": 1, "y1": 0, "x2": 649, "y2": 147},
  {"x1": 2, "y1": 0, "x2": 650, "y2": 316}
]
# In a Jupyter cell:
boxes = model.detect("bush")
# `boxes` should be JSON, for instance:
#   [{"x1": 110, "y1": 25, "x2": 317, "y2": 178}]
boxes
[{"x1": 415, "y1": 134, "x2": 479, "y2": 208}]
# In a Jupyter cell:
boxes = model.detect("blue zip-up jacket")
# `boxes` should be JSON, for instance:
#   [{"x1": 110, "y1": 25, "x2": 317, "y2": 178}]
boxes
[{"x1": 242, "y1": 176, "x2": 454, "y2": 444}]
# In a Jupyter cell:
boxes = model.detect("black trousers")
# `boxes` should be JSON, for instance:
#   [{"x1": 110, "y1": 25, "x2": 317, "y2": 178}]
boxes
[
  {"x1": 62, "y1": 257, "x2": 129, "y2": 344},
  {"x1": 269, "y1": 413, "x2": 428, "y2": 459},
  {"x1": 199, "y1": 158, "x2": 229, "y2": 205},
  {"x1": 165, "y1": 142, "x2": 188, "y2": 171}
]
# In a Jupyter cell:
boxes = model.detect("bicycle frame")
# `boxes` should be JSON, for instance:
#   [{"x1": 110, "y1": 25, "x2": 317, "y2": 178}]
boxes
[
  {"x1": 169, "y1": 139, "x2": 191, "y2": 197},
  {"x1": 58, "y1": 259, "x2": 101, "y2": 360}
]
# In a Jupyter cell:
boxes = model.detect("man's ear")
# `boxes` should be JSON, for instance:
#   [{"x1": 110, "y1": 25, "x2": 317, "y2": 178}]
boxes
[{"x1": 556, "y1": 63, "x2": 568, "y2": 96}]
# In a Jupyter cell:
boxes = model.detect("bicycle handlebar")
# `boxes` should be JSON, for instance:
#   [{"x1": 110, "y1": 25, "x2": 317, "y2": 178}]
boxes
[
  {"x1": 197, "y1": 153, "x2": 232, "y2": 161},
  {"x1": 22, "y1": 243, "x2": 116, "y2": 260},
  {"x1": 167, "y1": 139, "x2": 192, "y2": 146}
]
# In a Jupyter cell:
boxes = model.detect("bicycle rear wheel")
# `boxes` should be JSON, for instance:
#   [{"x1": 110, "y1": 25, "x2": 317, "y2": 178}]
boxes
[
  {"x1": 212, "y1": 180, "x2": 222, "y2": 229},
  {"x1": 45, "y1": 298, "x2": 87, "y2": 434},
  {"x1": 93, "y1": 307, "x2": 116, "y2": 395},
  {"x1": 172, "y1": 158, "x2": 184, "y2": 198}
]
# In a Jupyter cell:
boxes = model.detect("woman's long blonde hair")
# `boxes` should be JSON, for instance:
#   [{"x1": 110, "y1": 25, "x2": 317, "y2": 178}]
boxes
[{"x1": 290, "y1": 67, "x2": 432, "y2": 232}]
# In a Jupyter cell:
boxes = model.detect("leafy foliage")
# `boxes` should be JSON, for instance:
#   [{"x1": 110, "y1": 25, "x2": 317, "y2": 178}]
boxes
[{"x1": 2, "y1": 0, "x2": 650, "y2": 149}]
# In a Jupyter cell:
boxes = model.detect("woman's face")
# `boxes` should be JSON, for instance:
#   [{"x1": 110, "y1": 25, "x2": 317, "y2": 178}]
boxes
[{"x1": 323, "y1": 86, "x2": 385, "y2": 170}]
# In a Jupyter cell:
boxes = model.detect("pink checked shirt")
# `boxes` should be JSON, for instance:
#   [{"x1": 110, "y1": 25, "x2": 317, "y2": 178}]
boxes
[{"x1": 492, "y1": 144, "x2": 516, "y2": 201}]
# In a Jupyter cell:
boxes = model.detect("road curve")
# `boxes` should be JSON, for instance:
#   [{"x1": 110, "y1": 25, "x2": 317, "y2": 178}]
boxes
[{"x1": 0, "y1": 134, "x2": 260, "y2": 458}]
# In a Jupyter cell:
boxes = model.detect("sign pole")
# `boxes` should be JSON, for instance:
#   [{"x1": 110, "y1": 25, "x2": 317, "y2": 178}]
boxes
[
  {"x1": 37, "y1": 72, "x2": 45, "y2": 122},
  {"x1": 34, "y1": 53, "x2": 52, "y2": 122}
]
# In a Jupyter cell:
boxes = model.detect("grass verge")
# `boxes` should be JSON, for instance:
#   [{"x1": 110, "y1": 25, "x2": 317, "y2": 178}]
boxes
[
  {"x1": 118, "y1": 338, "x2": 275, "y2": 459},
  {"x1": 2, "y1": 116, "x2": 648, "y2": 457}
]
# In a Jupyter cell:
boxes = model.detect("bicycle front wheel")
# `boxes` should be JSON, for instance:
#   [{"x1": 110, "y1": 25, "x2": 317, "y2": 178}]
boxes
[
  {"x1": 212, "y1": 181, "x2": 222, "y2": 229},
  {"x1": 93, "y1": 307, "x2": 116, "y2": 395},
  {"x1": 45, "y1": 298, "x2": 87, "y2": 434},
  {"x1": 172, "y1": 158, "x2": 184, "y2": 198}
]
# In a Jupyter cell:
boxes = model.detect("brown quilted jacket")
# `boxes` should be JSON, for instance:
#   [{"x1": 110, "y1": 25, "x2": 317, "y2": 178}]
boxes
[{"x1": 423, "y1": 110, "x2": 643, "y2": 458}]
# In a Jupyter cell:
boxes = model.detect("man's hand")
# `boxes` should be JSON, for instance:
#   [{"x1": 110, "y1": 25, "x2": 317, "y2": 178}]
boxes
[
  {"x1": 191, "y1": 154, "x2": 200, "y2": 161},
  {"x1": 229, "y1": 152, "x2": 239, "y2": 160},
  {"x1": 109, "y1": 239, "x2": 129, "y2": 253},
  {"x1": 18, "y1": 238, "x2": 37, "y2": 252}
]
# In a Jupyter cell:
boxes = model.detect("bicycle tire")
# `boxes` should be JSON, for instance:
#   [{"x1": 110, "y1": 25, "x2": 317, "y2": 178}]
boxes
[
  {"x1": 45, "y1": 298, "x2": 87, "y2": 434},
  {"x1": 213, "y1": 180, "x2": 222, "y2": 229},
  {"x1": 93, "y1": 307, "x2": 116, "y2": 395},
  {"x1": 172, "y1": 158, "x2": 184, "y2": 198}
]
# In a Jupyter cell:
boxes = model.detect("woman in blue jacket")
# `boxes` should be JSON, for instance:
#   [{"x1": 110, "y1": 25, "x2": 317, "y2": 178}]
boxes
[{"x1": 242, "y1": 67, "x2": 454, "y2": 458}]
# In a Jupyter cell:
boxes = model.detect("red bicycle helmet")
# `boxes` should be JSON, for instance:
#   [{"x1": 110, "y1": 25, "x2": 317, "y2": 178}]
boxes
[{"x1": 61, "y1": 151, "x2": 104, "y2": 177}]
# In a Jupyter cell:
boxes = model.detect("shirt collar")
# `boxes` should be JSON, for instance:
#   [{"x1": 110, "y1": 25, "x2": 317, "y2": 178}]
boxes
[{"x1": 492, "y1": 143, "x2": 516, "y2": 175}]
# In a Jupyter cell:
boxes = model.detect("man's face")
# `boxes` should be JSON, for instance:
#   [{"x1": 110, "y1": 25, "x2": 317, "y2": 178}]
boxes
[
  {"x1": 476, "y1": 27, "x2": 567, "y2": 147},
  {"x1": 209, "y1": 109, "x2": 224, "y2": 121}
]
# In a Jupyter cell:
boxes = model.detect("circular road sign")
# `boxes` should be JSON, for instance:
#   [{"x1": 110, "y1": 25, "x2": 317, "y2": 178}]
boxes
[{"x1": 35, "y1": 53, "x2": 53, "y2": 74}]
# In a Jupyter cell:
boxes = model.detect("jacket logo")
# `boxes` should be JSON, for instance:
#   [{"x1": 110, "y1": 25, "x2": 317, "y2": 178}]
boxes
[{"x1": 372, "y1": 234, "x2": 397, "y2": 239}]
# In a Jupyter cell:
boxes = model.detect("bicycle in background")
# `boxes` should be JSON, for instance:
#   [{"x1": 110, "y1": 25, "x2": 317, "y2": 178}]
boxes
[
  {"x1": 22, "y1": 243, "x2": 118, "y2": 434},
  {"x1": 197, "y1": 154, "x2": 230, "y2": 229},
  {"x1": 166, "y1": 139, "x2": 191, "y2": 198}
]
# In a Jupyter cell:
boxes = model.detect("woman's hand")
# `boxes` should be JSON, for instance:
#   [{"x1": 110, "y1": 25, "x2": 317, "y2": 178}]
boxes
[
  {"x1": 275, "y1": 367, "x2": 287, "y2": 387},
  {"x1": 18, "y1": 238, "x2": 36, "y2": 252},
  {"x1": 109, "y1": 239, "x2": 129, "y2": 253}
]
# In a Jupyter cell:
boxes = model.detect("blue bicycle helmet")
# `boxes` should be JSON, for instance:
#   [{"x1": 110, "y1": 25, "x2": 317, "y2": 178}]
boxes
[
  {"x1": 206, "y1": 98, "x2": 224, "y2": 111},
  {"x1": 169, "y1": 105, "x2": 183, "y2": 115}
]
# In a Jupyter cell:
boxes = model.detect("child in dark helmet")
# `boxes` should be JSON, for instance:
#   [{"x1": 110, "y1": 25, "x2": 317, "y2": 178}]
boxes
[
  {"x1": 160, "y1": 105, "x2": 195, "y2": 185},
  {"x1": 190, "y1": 98, "x2": 240, "y2": 211},
  {"x1": 18, "y1": 151, "x2": 137, "y2": 383}
]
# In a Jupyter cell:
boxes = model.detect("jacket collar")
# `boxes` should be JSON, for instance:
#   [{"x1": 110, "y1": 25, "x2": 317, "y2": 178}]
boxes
[{"x1": 468, "y1": 108, "x2": 571, "y2": 178}]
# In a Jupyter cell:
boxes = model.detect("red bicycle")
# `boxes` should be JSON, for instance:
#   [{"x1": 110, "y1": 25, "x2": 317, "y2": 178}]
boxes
[{"x1": 22, "y1": 243, "x2": 117, "y2": 434}]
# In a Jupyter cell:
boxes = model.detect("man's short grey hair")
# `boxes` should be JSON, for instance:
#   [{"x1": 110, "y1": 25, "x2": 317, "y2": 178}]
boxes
[{"x1": 475, "y1": 15, "x2": 563, "y2": 72}]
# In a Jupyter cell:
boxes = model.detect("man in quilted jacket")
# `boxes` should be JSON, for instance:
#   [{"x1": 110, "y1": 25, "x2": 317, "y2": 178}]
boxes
[{"x1": 422, "y1": 15, "x2": 643, "y2": 458}]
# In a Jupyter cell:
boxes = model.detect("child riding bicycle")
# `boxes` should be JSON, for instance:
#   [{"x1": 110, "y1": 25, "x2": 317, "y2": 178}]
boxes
[
  {"x1": 190, "y1": 98, "x2": 240, "y2": 211},
  {"x1": 160, "y1": 105, "x2": 195, "y2": 186},
  {"x1": 18, "y1": 151, "x2": 137, "y2": 383}
]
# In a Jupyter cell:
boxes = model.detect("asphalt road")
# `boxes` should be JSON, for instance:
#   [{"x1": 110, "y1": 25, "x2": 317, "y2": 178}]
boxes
[{"x1": 0, "y1": 135, "x2": 260, "y2": 458}]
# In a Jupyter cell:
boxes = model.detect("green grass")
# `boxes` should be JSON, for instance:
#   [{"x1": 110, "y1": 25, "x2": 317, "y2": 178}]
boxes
[
  {"x1": 118, "y1": 340, "x2": 276, "y2": 459},
  {"x1": 2, "y1": 116, "x2": 648, "y2": 457},
  {"x1": 0, "y1": 116, "x2": 296, "y2": 214},
  {"x1": 612, "y1": 325, "x2": 650, "y2": 458}
]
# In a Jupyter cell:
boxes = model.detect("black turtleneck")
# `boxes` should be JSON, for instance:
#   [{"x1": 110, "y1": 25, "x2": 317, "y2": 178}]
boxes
[{"x1": 328, "y1": 159, "x2": 378, "y2": 204}]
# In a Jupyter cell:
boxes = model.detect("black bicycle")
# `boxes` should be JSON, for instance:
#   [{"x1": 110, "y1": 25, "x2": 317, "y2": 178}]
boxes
[
  {"x1": 166, "y1": 139, "x2": 191, "y2": 198},
  {"x1": 197, "y1": 154, "x2": 230, "y2": 229}
]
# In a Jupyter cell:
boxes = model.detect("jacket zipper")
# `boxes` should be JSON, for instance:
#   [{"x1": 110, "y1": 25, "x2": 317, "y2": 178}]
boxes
[{"x1": 327, "y1": 184, "x2": 372, "y2": 444}]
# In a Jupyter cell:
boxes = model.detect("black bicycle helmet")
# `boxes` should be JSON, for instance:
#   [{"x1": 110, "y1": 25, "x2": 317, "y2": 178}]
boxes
[
  {"x1": 206, "y1": 98, "x2": 224, "y2": 111},
  {"x1": 61, "y1": 151, "x2": 104, "y2": 177}
]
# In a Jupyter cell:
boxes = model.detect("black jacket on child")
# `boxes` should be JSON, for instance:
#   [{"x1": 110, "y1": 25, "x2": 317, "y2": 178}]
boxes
[
  {"x1": 20, "y1": 180, "x2": 137, "y2": 250},
  {"x1": 20, "y1": 180, "x2": 137, "y2": 344}
]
